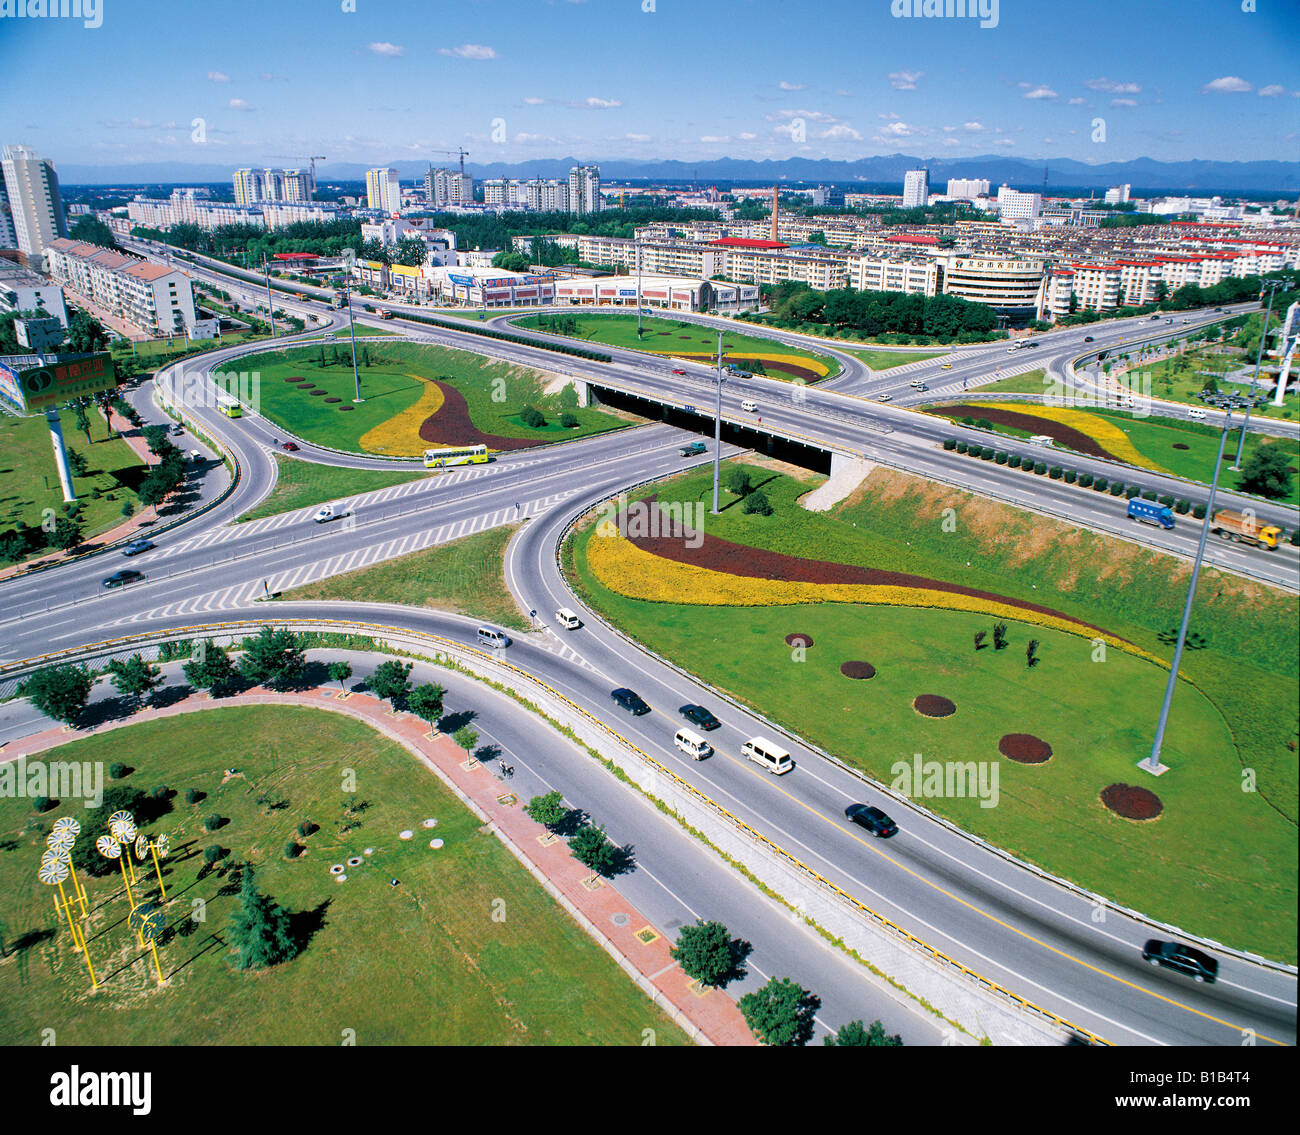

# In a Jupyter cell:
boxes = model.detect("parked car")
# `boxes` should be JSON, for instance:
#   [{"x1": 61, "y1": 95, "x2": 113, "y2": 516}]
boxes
[
  {"x1": 281, "y1": 441, "x2": 300, "y2": 452},
  {"x1": 1142, "y1": 939, "x2": 1218, "y2": 983},
  {"x1": 121, "y1": 538, "x2": 155, "y2": 557},
  {"x1": 679, "y1": 703, "x2": 721, "y2": 731},
  {"x1": 102, "y1": 569, "x2": 144, "y2": 589},
  {"x1": 170, "y1": 422, "x2": 184, "y2": 436},
  {"x1": 611, "y1": 687, "x2": 651, "y2": 715},
  {"x1": 845, "y1": 803, "x2": 898, "y2": 837}
]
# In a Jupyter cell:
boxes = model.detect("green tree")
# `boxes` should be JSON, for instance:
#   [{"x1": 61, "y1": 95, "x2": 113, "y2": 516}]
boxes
[
  {"x1": 569, "y1": 822, "x2": 619, "y2": 876},
  {"x1": 327, "y1": 660, "x2": 353, "y2": 692},
  {"x1": 238, "y1": 626, "x2": 307, "y2": 689},
  {"x1": 824, "y1": 1019, "x2": 903, "y2": 1046},
  {"x1": 738, "y1": 977, "x2": 821, "y2": 1046},
  {"x1": 105, "y1": 653, "x2": 163, "y2": 711},
  {"x1": 369, "y1": 659, "x2": 413, "y2": 707},
  {"x1": 18, "y1": 664, "x2": 95, "y2": 725},
  {"x1": 49, "y1": 514, "x2": 83, "y2": 551},
  {"x1": 66, "y1": 308, "x2": 109, "y2": 354},
  {"x1": 66, "y1": 448, "x2": 89, "y2": 477},
  {"x1": 670, "y1": 920, "x2": 740, "y2": 988},
  {"x1": 227, "y1": 869, "x2": 298, "y2": 970},
  {"x1": 520, "y1": 405, "x2": 546, "y2": 428},
  {"x1": 1236, "y1": 443, "x2": 1294, "y2": 500},
  {"x1": 743, "y1": 490, "x2": 772, "y2": 516},
  {"x1": 69, "y1": 216, "x2": 119, "y2": 250},
  {"x1": 524, "y1": 790, "x2": 568, "y2": 829},
  {"x1": 452, "y1": 725, "x2": 479, "y2": 753},
  {"x1": 726, "y1": 468, "x2": 752, "y2": 496},
  {"x1": 72, "y1": 401, "x2": 92, "y2": 445},
  {"x1": 407, "y1": 682, "x2": 445, "y2": 730},
  {"x1": 492, "y1": 251, "x2": 530, "y2": 273}
]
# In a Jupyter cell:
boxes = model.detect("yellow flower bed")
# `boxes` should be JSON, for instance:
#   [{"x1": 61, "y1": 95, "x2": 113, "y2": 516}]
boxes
[
  {"x1": 360, "y1": 377, "x2": 444, "y2": 456},
  {"x1": 963, "y1": 401, "x2": 1164, "y2": 472},
  {"x1": 586, "y1": 527, "x2": 1166, "y2": 667},
  {"x1": 650, "y1": 350, "x2": 831, "y2": 377}
]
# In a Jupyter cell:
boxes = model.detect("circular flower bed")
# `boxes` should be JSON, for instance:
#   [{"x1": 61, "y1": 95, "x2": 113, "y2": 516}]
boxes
[
  {"x1": 784, "y1": 632, "x2": 814, "y2": 647},
  {"x1": 297, "y1": 383, "x2": 316, "y2": 391},
  {"x1": 998, "y1": 733, "x2": 1052, "y2": 764},
  {"x1": 284, "y1": 376, "x2": 305, "y2": 383},
  {"x1": 339, "y1": 405, "x2": 354, "y2": 411},
  {"x1": 1172, "y1": 443, "x2": 1189, "y2": 451},
  {"x1": 913, "y1": 694, "x2": 956, "y2": 718},
  {"x1": 310, "y1": 389, "x2": 327, "y2": 396},
  {"x1": 840, "y1": 661, "x2": 876, "y2": 679},
  {"x1": 324, "y1": 397, "x2": 341, "y2": 403},
  {"x1": 1100, "y1": 783, "x2": 1163, "y2": 820}
]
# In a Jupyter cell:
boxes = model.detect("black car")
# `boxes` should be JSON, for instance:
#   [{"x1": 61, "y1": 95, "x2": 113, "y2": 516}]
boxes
[
  {"x1": 102, "y1": 569, "x2": 144, "y2": 589},
  {"x1": 121, "y1": 538, "x2": 155, "y2": 556},
  {"x1": 1083, "y1": 335, "x2": 1094, "y2": 342},
  {"x1": 679, "y1": 703, "x2": 721, "y2": 730},
  {"x1": 611, "y1": 687, "x2": 650, "y2": 715},
  {"x1": 845, "y1": 803, "x2": 898, "y2": 837},
  {"x1": 1142, "y1": 940, "x2": 1218, "y2": 983}
]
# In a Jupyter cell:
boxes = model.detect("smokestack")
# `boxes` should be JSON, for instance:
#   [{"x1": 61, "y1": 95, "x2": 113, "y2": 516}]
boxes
[{"x1": 770, "y1": 185, "x2": 779, "y2": 242}]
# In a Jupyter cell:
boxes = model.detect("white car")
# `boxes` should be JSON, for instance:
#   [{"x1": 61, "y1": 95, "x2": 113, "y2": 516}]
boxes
[
  {"x1": 313, "y1": 505, "x2": 337, "y2": 524},
  {"x1": 556, "y1": 608, "x2": 582, "y2": 630}
]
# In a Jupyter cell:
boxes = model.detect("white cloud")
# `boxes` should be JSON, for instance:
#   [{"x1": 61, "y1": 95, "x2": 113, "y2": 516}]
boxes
[
  {"x1": 228, "y1": 98, "x2": 254, "y2": 111},
  {"x1": 834, "y1": 89, "x2": 851, "y2": 97},
  {"x1": 700, "y1": 135, "x2": 730, "y2": 143},
  {"x1": 963, "y1": 120, "x2": 986, "y2": 132},
  {"x1": 1022, "y1": 86, "x2": 1058, "y2": 100},
  {"x1": 941, "y1": 137, "x2": 960, "y2": 147},
  {"x1": 766, "y1": 108, "x2": 837, "y2": 123},
  {"x1": 438, "y1": 44, "x2": 496, "y2": 59},
  {"x1": 514, "y1": 132, "x2": 558, "y2": 144},
  {"x1": 1258, "y1": 84, "x2": 1290, "y2": 98},
  {"x1": 583, "y1": 96, "x2": 622, "y2": 108},
  {"x1": 876, "y1": 120, "x2": 914, "y2": 138},
  {"x1": 991, "y1": 138, "x2": 1015, "y2": 146},
  {"x1": 878, "y1": 112, "x2": 901, "y2": 120},
  {"x1": 889, "y1": 70, "x2": 923, "y2": 90},
  {"x1": 1201, "y1": 75, "x2": 1252, "y2": 93},
  {"x1": 368, "y1": 42, "x2": 405, "y2": 57},
  {"x1": 778, "y1": 80, "x2": 805, "y2": 91},
  {"x1": 820, "y1": 124, "x2": 863, "y2": 141},
  {"x1": 1067, "y1": 97, "x2": 1088, "y2": 106},
  {"x1": 523, "y1": 96, "x2": 547, "y2": 105},
  {"x1": 738, "y1": 131, "x2": 757, "y2": 140},
  {"x1": 207, "y1": 71, "x2": 230, "y2": 82},
  {"x1": 1085, "y1": 77, "x2": 1140, "y2": 94},
  {"x1": 624, "y1": 133, "x2": 651, "y2": 142},
  {"x1": 1111, "y1": 98, "x2": 1138, "y2": 107}
]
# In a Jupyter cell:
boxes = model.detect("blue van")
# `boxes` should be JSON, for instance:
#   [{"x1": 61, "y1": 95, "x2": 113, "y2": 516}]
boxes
[{"x1": 1127, "y1": 499, "x2": 1175, "y2": 530}]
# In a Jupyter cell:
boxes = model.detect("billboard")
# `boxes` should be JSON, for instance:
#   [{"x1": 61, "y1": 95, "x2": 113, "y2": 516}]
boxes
[{"x1": 0, "y1": 353, "x2": 117, "y2": 413}]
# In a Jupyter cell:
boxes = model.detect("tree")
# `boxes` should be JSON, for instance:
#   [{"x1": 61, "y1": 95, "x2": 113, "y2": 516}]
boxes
[
  {"x1": 726, "y1": 468, "x2": 752, "y2": 496},
  {"x1": 238, "y1": 626, "x2": 307, "y2": 690},
  {"x1": 973, "y1": 630, "x2": 987, "y2": 650},
  {"x1": 524, "y1": 790, "x2": 568, "y2": 829},
  {"x1": 327, "y1": 660, "x2": 353, "y2": 692},
  {"x1": 105, "y1": 654, "x2": 163, "y2": 711},
  {"x1": 18, "y1": 664, "x2": 95, "y2": 725},
  {"x1": 742, "y1": 490, "x2": 773, "y2": 516},
  {"x1": 65, "y1": 448, "x2": 89, "y2": 478},
  {"x1": 452, "y1": 725, "x2": 479, "y2": 753},
  {"x1": 992, "y1": 622, "x2": 1008, "y2": 651},
  {"x1": 69, "y1": 216, "x2": 118, "y2": 250},
  {"x1": 492, "y1": 251, "x2": 531, "y2": 273},
  {"x1": 72, "y1": 401, "x2": 92, "y2": 445},
  {"x1": 66, "y1": 308, "x2": 109, "y2": 354},
  {"x1": 1026, "y1": 639, "x2": 1040, "y2": 667},
  {"x1": 369, "y1": 659, "x2": 413, "y2": 707},
  {"x1": 520, "y1": 405, "x2": 546, "y2": 428},
  {"x1": 407, "y1": 682, "x2": 445, "y2": 731},
  {"x1": 568, "y1": 822, "x2": 619, "y2": 875},
  {"x1": 559, "y1": 411, "x2": 579, "y2": 429},
  {"x1": 137, "y1": 472, "x2": 172, "y2": 516},
  {"x1": 226, "y1": 869, "x2": 297, "y2": 970},
  {"x1": 49, "y1": 514, "x2": 83, "y2": 551},
  {"x1": 824, "y1": 1019, "x2": 903, "y2": 1046},
  {"x1": 1236, "y1": 443, "x2": 1294, "y2": 500},
  {"x1": 738, "y1": 977, "x2": 821, "y2": 1046},
  {"x1": 670, "y1": 920, "x2": 740, "y2": 988}
]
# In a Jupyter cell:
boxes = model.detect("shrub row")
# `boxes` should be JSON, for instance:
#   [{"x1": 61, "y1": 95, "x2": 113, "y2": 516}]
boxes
[{"x1": 400, "y1": 311, "x2": 613, "y2": 362}]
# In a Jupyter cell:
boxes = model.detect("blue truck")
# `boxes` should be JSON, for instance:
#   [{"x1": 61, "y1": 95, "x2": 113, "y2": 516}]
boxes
[{"x1": 1127, "y1": 499, "x2": 1175, "y2": 530}]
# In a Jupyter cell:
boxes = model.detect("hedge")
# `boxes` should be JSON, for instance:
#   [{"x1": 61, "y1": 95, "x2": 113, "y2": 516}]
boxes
[
  {"x1": 1126, "y1": 485, "x2": 1141, "y2": 499},
  {"x1": 956, "y1": 441, "x2": 968, "y2": 454},
  {"x1": 1193, "y1": 504, "x2": 1207, "y2": 519},
  {"x1": 1093, "y1": 477, "x2": 1109, "y2": 492},
  {"x1": 1063, "y1": 469, "x2": 1077, "y2": 484},
  {"x1": 1033, "y1": 461, "x2": 1047, "y2": 474},
  {"x1": 943, "y1": 438, "x2": 957, "y2": 450},
  {"x1": 1158, "y1": 493, "x2": 1175, "y2": 507},
  {"x1": 399, "y1": 310, "x2": 613, "y2": 363},
  {"x1": 1109, "y1": 481, "x2": 1125, "y2": 496},
  {"x1": 1141, "y1": 490, "x2": 1157, "y2": 501},
  {"x1": 1079, "y1": 472, "x2": 1094, "y2": 488},
  {"x1": 1174, "y1": 499, "x2": 1191, "y2": 514},
  {"x1": 1049, "y1": 466, "x2": 1063, "y2": 479},
  {"x1": 1009, "y1": 454, "x2": 1022, "y2": 468},
  {"x1": 994, "y1": 451, "x2": 1007, "y2": 465}
]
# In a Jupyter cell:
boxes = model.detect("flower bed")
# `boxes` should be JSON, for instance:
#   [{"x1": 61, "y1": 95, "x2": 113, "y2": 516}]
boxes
[
  {"x1": 998, "y1": 733, "x2": 1053, "y2": 764},
  {"x1": 840, "y1": 661, "x2": 876, "y2": 679},
  {"x1": 913, "y1": 695, "x2": 956, "y2": 718},
  {"x1": 784, "y1": 632, "x2": 814, "y2": 647},
  {"x1": 1100, "y1": 783, "x2": 1163, "y2": 821}
]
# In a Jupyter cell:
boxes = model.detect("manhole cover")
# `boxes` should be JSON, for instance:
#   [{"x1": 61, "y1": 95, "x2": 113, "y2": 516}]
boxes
[
  {"x1": 422, "y1": 818, "x2": 438, "y2": 828},
  {"x1": 611, "y1": 912, "x2": 631, "y2": 927}
]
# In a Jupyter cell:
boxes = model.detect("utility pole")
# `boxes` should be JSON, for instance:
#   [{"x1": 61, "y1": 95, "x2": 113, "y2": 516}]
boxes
[
  {"x1": 1231, "y1": 280, "x2": 1285, "y2": 469},
  {"x1": 262, "y1": 255, "x2": 277, "y2": 339},
  {"x1": 635, "y1": 238, "x2": 642, "y2": 339},
  {"x1": 337, "y1": 277, "x2": 362, "y2": 404},
  {"x1": 711, "y1": 330, "x2": 725, "y2": 515},
  {"x1": 1143, "y1": 407, "x2": 1235, "y2": 776}
]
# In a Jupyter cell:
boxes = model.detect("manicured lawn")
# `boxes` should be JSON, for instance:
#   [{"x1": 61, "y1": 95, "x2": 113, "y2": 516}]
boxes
[
  {"x1": 0, "y1": 409, "x2": 148, "y2": 564},
  {"x1": 0, "y1": 707, "x2": 690, "y2": 1045},
  {"x1": 970, "y1": 368, "x2": 1050, "y2": 395},
  {"x1": 565, "y1": 462, "x2": 1298, "y2": 960},
  {"x1": 295, "y1": 324, "x2": 395, "y2": 341},
  {"x1": 1119, "y1": 345, "x2": 1295, "y2": 421},
  {"x1": 282, "y1": 524, "x2": 531, "y2": 631},
  {"x1": 232, "y1": 341, "x2": 625, "y2": 456},
  {"x1": 238, "y1": 456, "x2": 429, "y2": 522},
  {"x1": 840, "y1": 348, "x2": 949, "y2": 370},
  {"x1": 512, "y1": 312, "x2": 839, "y2": 380}
]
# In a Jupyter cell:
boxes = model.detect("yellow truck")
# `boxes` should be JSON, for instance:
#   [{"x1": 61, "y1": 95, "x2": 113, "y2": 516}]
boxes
[{"x1": 1209, "y1": 510, "x2": 1282, "y2": 550}]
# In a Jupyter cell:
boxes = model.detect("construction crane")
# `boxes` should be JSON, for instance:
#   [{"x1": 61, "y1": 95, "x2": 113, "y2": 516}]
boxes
[
  {"x1": 432, "y1": 148, "x2": 470, "y2": 178},
  {"x1": 272, "y1": 155, "x2": 327, "y2": 199}
]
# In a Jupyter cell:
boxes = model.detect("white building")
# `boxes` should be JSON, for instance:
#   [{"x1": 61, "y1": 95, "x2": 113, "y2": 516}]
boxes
[
  {"x1": 45, "y1": 238, "x2": 196, "y2": 336},
  {"x1": 0, "y1": 259, "x2": 69, "y2": 324},
  {"x1": 553, "y1": 273, "x2": 757, "y2": 313},
  {"x1": 568, "y1": 165, "x2": 601, "y2": 214},
  {"x1": 359, "y1": 218, "x2": 457, "y2": 266},
  {"x1": 1, "y1": 144, "x2": 67, "y2": 270},
  {"x1": 0, "y1": 175, "x2": 16, "y2": 247},
  {"x1": 1104, "y1": 184, "x2": 1131, "y2": 205},
  {"x1": 996, "y1": 186, "x2": 1043, "y2": 223},
  {"x1": 233, "y1": 168, "x2": 314, "y2": 206},
  {"x1": 849, "y1": 255, "x2": 939, "y2": 296},
  {"x1": 946, "y1": 178, "x2": 990, "y2": 200},
  {"x1": 365, "y1": 168, "x2": 402, "y2": 213},
  {"x1": 424, "y1": 167, "x2": 473, "y2": 207},
  {"x1": 902, "y1": 169, "x2": 930, "y2": 209}
]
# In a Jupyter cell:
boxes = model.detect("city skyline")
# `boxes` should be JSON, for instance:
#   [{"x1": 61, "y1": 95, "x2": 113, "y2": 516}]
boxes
[{"x1": 0, "y1": 0, "x2": 1296, "y2": 175}]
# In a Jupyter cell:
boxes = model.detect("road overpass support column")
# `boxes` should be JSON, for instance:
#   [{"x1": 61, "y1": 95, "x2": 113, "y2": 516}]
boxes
[
  {"x1": 573, "y1": 378, "x2": 591, "y2": 408},
  {"x1": 829, "y1": 450, "x2": 856, "y2": 477}
]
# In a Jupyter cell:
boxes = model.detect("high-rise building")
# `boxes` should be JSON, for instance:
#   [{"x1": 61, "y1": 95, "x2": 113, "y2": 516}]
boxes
[
  {"x1": 1104, "y1": 183, "x2": 1131, "y2": 205},
  {"x1": 1, "y1": 145, "x2": 68, "y2": 270},
  {"x1": 568, "y1": 165, "x2": 601, "y2": 214},
  {"x1": 0, "y1": 174, "x2": 15, "y2": 248},
  {"x1": 946, "y1": 177, "x2": 990, "y2": 200},
  {"x1": 234, "y1": 167, "x2": 313, "y2": 205},
  {"x1": 902, "y1": 168, "x2": 929, "y2": 209},
  {"x1": 424, "y1": 167, "x2": 473, "y2": 207},
  {"x1": 366, "y1": 168, "x2": 402, "y2": 213},
  {"x1": 996, "y1": 185, "x2": 1043, "y2": 222}
]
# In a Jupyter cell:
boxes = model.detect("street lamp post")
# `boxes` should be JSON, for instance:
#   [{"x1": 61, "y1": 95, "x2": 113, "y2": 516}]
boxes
[
  {"x1": 345, "y1": 281, "x2": 363, "y2": 403},
  {"x1": 1231, "y1": 280, "x2": 1285, "y2": 469},
  {"x1": 262, "y1": 255, "x2": 277, "y2": 340},
  {"x1": 711, "y1": 330, "x2": 725, "y2": 514},
  {"x1": 1143, "y1": 406, "x2": 1235, "y2": 776}
]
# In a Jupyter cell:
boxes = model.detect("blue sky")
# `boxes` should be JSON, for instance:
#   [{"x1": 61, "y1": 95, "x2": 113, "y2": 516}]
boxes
[{"x1": 1, "y1": 0, "x2": 1297, "y2": 172}]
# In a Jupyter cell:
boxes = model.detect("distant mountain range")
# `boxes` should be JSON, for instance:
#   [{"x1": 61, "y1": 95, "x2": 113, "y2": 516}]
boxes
[{"x1": 59, "y1": 154, "x2": 1299, "y2": 195}]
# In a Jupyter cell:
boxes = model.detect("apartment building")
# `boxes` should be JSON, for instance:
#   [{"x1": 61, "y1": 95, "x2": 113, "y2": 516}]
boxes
[
  {"x1": 127, "y1": 191, "x2": 337, "y2": 232},
  {"x1": 1, "y1": 144, "x2": 67, "y2": 270},
  {"x1": 996, "y1": 186, "x2": 1043, "y2": 223},
  {"x1": 941, "y1": 254, "x2": 1047, "y2": 319},
  {"x1": 850, "y1": 255, "x2": 939, "y2": 296},
  {"x1": 0, "y1": 259, "x2": 69, "y2": 324},
  {"x1": 902, "y1": 169, "x2": 929, "y2": 209},
  {"x1": 424, "y1": 167, "x2": 473, "y2": 207},
  {"x1": 947, "y1": 178, "x2": 990, "y2": 200},
  {"x1": 568, "y1": 165, "x2": 601, "y2": 214},
  {"x1": 45, "y1": 238, "x2": 196, "y2": 335},
  {"x1": 233, "y1": 168, "x2": 313, "y2": 205},
  {"x1": 365, "y1": 168, "x2": 402, "y2": 213}
]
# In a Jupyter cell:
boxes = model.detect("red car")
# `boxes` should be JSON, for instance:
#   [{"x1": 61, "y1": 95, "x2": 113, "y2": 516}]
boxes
[
  {"x1": 671, "y1": 368, "x2": 686, "y2": 375},
  {"x1": 281, "y1": 441, "x2": 300, "y2": 452}
]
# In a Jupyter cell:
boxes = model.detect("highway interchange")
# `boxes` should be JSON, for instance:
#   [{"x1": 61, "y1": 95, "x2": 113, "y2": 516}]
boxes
[{"x1": 3, "y1": 243, "x2": 1296, "y2": 1047}]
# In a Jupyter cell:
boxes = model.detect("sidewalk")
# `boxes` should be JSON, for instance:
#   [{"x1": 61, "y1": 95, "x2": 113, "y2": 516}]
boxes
[{"x1": 3, "y1": 685, "x2": 757, "y2": 1047}]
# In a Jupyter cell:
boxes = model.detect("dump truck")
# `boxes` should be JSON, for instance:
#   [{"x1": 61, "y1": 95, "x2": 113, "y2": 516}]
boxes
[{"x1": 1209, "y1": 510, "x2": 1282, "y2": 550}]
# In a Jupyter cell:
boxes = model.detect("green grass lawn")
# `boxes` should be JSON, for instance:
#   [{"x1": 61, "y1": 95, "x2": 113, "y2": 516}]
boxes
[
  {"x1": 1118, "y1": 346, "x2": 1295, "y2": 421},
  {"x1": 238, "y1": 457, "x2": 429, "y2": 522},
  {"x1": 840, "y1": 348, "x2": 949, "y2": 370},
  {"x1": 566, "y1": 462, "x2": 1298, "y2": 960},
  {"x1": 281, "y1": 524, "x2": 531, "y2": 631},
  {"x1": 970, "y1": 368, "x2": 1050, "y2": 395},
  {"x1": 0, "y1": 409, "x2": 148, "y2": 564},
  {"x1": 232, "y1": 341, "x2": 626, "y2": 455},
  {"x1": 512, "y1": 312, "x2": 839, "y2": 380},
  {"x1": 295, "y1": 324, "x2": 395, "y2": 341},
  {"x1": 0, "y1": 707, "x2": 690, "y2": 1045}
]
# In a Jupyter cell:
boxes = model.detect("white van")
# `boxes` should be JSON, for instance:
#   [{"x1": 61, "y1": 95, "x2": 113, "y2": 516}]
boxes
[
  {"x1": 477, "y1": 626, "x2": 511, "y2": 649},
  {"x1": 674, "y1": 727, "x2": 713, "y2": 761},
  {"x1": 740, "y1": 399, "x2": 758, "y2": 413},
  {"x1": 1187, "y1": 407, "x2": 1206, "y2": 419},
  {"x1": 556, "y1": 608, "x2": 582, "y2": 630},
  {"x1": 742, "y1": 736, "x2": 793, "y2": 775}
]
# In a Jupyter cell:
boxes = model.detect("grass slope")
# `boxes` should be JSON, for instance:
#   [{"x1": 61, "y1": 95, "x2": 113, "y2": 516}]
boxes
[
  {"x1": 0, "y1": 707, "x2": 689, "y2": 1045},
  {"x1": 238, "y1": 456, "x2": 429, "y2": 522}
]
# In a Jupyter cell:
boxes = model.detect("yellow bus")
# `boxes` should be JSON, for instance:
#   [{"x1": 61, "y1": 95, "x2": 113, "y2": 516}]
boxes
[
  {"x1": 423, "y1": 444, "x2": 490, "y2": 468},
  {"x1": 216, "y1": 395, "x2": 243, "y2": 418}
]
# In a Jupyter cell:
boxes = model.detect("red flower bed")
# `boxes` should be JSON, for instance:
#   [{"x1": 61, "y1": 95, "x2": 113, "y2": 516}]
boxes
[
  {"x1": 310, "y1": 389, "x2": 327, "y2": 396},
  {"x1": 784, "y1": 633, "x2": 814, "y2": 647},
  {"x1": 1100, "y1": 783, "x2": 1163, "y2": 820},
  {"x1": 417, "y1": 380, "x2": 540, "y2": 451},
  {"x1": 922, "y1": 405, "x2": 1121, "y2": 461},
  {"x1": 338, "y1": 405, "x2": 354, "y2": 411},
  {"x1": 999, "y1": 733, "x2": 1052, "y2": 764},
  {"x1": 841, "y1": 661, "x2": 876, "y2": 679},
  {"x1": 913, "y1": 695, "x2": 956, "y2": 717},
  {"x1": 324, "y1": 397, "x2": 341, "y2": 404},
  {"x1": 627, "y1": 500, "x2": 1115, "y2": 637}
]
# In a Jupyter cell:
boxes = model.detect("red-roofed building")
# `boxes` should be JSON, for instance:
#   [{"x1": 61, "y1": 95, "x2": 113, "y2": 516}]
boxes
[
  {"x1": 707, "y1": 237, "x2": 789, "y2": 250},
  {"x1": 45, "y1": 237, "x2": 196, "y2": 335}
]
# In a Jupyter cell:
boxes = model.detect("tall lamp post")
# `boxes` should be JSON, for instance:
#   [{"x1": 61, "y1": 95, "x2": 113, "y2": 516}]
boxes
[
  {"x1": 1231, "y1": 280, "x2": 1286, "y2": 469},
  {"x1": 262, "y1": 255, "x2": 277, "y2": 340},
  {"x1": 711, "y1": 330, "x2": 726, "y2": 514},
  {"x1": 334, "y1": 274, "x2": 364, "y2": 404}
]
